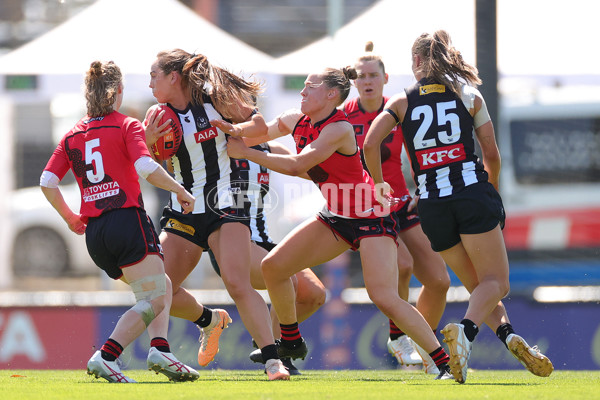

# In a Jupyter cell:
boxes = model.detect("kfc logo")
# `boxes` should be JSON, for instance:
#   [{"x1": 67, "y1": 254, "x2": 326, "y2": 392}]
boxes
[{"x1": 416, "y1": 144, "x2": 465, "y2": 169}]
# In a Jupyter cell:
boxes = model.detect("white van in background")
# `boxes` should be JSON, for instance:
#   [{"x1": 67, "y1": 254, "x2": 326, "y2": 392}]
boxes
[{"x1": 498, "y1": 88, "x2": 600, "y2": 254}]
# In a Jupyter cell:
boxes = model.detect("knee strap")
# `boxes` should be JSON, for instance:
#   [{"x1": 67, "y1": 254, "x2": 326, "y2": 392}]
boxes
[{"x1": 129, "y1": 274, "x2": 167, "y2": 326}]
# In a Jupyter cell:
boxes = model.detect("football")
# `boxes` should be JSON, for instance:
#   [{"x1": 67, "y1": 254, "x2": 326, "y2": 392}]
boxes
[{"x1": 148, "y1": 104, "x2": 183, "y2": 161}]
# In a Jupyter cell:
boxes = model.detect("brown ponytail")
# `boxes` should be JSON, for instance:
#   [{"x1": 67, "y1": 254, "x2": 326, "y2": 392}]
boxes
[
  {"x1": 412, "y1": 30, "x2": 481, "y2": 95},
  {"x1": 84, "y1": 60, "x2": 122, "y2": 117}
]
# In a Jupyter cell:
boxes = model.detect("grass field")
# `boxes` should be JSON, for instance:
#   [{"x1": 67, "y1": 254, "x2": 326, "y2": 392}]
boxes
[{"x1": 2, "y1": 369, "x2": 598, "y2": 400}]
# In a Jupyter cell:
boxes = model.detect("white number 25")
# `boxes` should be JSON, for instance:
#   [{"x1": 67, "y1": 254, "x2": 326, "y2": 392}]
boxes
[{"x1": 411, "y1": 100, "x2": 461, "y2": 150}]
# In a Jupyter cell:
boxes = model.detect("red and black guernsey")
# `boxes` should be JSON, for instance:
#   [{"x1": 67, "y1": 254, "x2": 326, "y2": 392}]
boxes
[
  {"x1": 44, "y1": 111, "x2": 150, "y2": 219},
  {"x1": 291, "y1": 109, "x2": 380, "y2": 219},
  {"x1": 344, "y1": 97, "x2": 410, "y2": 201}
]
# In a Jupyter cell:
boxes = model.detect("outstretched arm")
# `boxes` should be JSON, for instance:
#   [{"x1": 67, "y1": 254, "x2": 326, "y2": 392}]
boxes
[
  {"x1": 227, "y1": 121, "x2": 351, "y2": 177},
  {"x1": 364, "y1": 94, "x2": 408, "y2": 205},
  {"x1": 268, "y1": 141, "x2": 310, "y2": 180}
]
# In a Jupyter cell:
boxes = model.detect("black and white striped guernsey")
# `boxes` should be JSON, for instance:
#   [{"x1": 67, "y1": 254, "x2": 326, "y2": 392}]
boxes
[
  {"x1": 401, "y1": 78, "x2": 489, "y2": 199},
  {"x1": 167, "y1": 94, "x2": 234, "y2": 213},
  {"x1": 230, "y1": 143, "x2": 273, "y2": 244}
]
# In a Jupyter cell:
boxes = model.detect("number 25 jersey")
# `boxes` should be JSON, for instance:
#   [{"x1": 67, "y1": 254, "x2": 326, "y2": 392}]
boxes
[{"x1": 402, "y1": 78, "x2": 488, "y2": 199}]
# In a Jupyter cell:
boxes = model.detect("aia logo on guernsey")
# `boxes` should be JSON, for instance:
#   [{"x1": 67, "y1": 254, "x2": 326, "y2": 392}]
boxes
[
  {"x1": 257, "y1": 173, "x2": 269, "y2": 185},
  {"x1": 195, "y1": 127, "x2": 218, "y2": 143},
  {"x1": 416, "y1": 143, "x2": 466, "y2": 169}
]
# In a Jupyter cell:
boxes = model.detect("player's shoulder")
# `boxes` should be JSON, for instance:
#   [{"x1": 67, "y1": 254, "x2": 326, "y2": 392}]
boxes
[{"x1": 278, "y1": 108, "x2": 304, "y2": 129}]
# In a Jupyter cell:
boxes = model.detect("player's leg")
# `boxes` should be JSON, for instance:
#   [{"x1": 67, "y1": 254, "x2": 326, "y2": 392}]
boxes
[
  {"x1": 261, "y1": 217, "x2": 349, "y2": 359},
  {"x1": 89, "y1": 255, "x2": 172, "y2": 383},
  {"x1": 401, "y1": 225, "x2": 449, "y2": 329},
  {"x1": 359, "y1": 235, "x2": 453, "y2": 380},
  {"x1": 386, "y1": 239, "x2": 422, "y2": 366},
  {"x1": 159, "y1": 231, "x2": 205, "y2": 320},
  {"x1": 400, "y1": 224, "x2": 450, "y2": 372},
  {"x1": 210, "y1": 222, "x2": 272, "y2": 347}
]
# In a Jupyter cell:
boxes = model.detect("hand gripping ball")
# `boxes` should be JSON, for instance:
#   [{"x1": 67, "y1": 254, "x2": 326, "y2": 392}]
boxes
[{"x1": 149, "y1": 104, "x2": 183, "y2": 161}]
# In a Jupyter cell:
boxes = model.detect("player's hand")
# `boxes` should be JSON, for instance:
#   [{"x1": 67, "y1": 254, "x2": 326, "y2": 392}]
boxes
[
  {"x1": 211, "y1": 119, "x2": 243, "y2": 136},
  {"x1": 176, "y1": 189, "x2": 195, "y2": 214},
  {"x1": 407, "y1": 195, "x2": 419, "y2": 213},
  {"x1": 144, "y1": 108, "x2": 172, "y2": 147},
  {"x1": 226, "y1": 136, "x2": 249, "y2": 159},
  {"x1": 373, "y1": 182, "x2": 398, "y2": 208},
  {"x1": 66, "y1": 213, "x2": 86, "y2": 235}
]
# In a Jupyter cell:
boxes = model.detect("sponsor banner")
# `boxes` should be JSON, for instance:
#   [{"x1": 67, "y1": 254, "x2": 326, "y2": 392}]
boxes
[
  {"x1": 0, "y1": 307, "x2": 96, "y2": 369},
  {"x1": 1, "y1": 298, "x2": 598, "y2": 370},
  {"x1": 99, "y1": 298, "x2": 600, "y2": 371}
]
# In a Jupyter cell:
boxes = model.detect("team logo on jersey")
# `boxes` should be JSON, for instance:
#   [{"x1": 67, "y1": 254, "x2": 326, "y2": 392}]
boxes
[
  {"x1": 195, "y1": 126, "x2": 218, "y2": 143},
  {"x1": 196, "y1": 116, "x2": 208, "y2": 127},
  {"x1": 419, "y1": 84, "x2": 445, "y2": 95},
  {"x1": 353, "y1": 124, "x2": 364, "y2": 136},
  {"x1": 416, "y1": 143, "x2": 466, "y2": 169},
  {"x1": 257, "y1": 173, "x2": 269, "y2": 185},
  {"x1": 164, "y1": 218, "x2": 195, "y2": 235},
  {"x1": 295, "y1": 135, "x2": 308, "y2": 149}
]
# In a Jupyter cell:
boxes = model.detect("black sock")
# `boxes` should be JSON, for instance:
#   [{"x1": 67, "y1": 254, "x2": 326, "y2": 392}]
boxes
[
  {"x1": 460, "y1": 318, "x2": 479, "y2": 342},
  {"x1": 261, "y1": 344, "x2": 278, "y2": 362},
  {"x1": 100, "y1": 338, "x2": 123, "y2": 362},
  {"x1": 150, "y1": 337, "x2": 170, "y2": 353},
  {"x1": 496, "y1": 323, "x2": 515, "y2": 349},
  {"x1": 280, "y1": 322, "x2": 303, "y2": 348},
  {"x1": 194, "y1": 307, "x2": 214, "y2": 328}
]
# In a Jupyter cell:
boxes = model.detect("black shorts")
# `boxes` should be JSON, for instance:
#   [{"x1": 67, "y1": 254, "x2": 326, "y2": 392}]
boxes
[
  {"x1": 208, "y1": 240, "x2": 276, "y2": 277},
  {"x1": 393, "y1": 198, "x2": 421, "y2": 232},
  {"x1": 85, "y1": 208, "x2": 163, "y2": 280},
  {"x1": 317, "y1": 210, "x2": 399, "y2": 251},
  {"x1": 160, "y1": 205, "x2": 250, "y2": 250},
  {"x1": 417, "y1": 182, "x2": 506, "y2": 252}
]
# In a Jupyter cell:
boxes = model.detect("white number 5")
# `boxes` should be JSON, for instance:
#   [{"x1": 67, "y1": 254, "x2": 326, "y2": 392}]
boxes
[{"x1": 85, "y1": 138, "x2": 105, "y2": 183}]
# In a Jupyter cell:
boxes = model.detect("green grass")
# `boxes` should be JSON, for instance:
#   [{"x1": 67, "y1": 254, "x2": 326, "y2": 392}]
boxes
[{"x1": 1, "y1": 369, "x2": 598, "y2": 400}]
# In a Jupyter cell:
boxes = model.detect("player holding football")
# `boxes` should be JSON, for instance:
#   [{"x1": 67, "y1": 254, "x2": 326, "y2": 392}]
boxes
[
  {"x1": 363, "y1": 30, "x2": 554, "y2": 383},
  {"x1": 144, "y1": 49, "x2": 290, "y2": 380},
  {"x1": 40, "y1": 60, "x2": 198, "y2": 383},
  {"x1": 343, "y1": 42, "x2": 450, "y2": 374}
]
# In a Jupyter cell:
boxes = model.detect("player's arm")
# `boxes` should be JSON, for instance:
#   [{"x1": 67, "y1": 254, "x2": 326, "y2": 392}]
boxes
[
  {"x1": 134, "y1": 156, "x2": 195, "y2": 214},
  {"x1": 213, "y1": 108, "x2": 303, "y2": 147},
  {"x1": 227, "y1": 121, "x2": 349, "y2": 177},
  {"x1": 210, "y1": 105, "x2": 268, "y2": 139},
  {"x1": 40, "y1": 171, "x2": 86, "y2": 235},
  {"x1": 473, "y1": 94, "x2": 501, "y2": 190},
  {"x1": 364, "y1": 93, "x2": 408, "y2": 204},
  {"x1": 268, "y1": 141, "x2": 310, "y2": 180}
]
